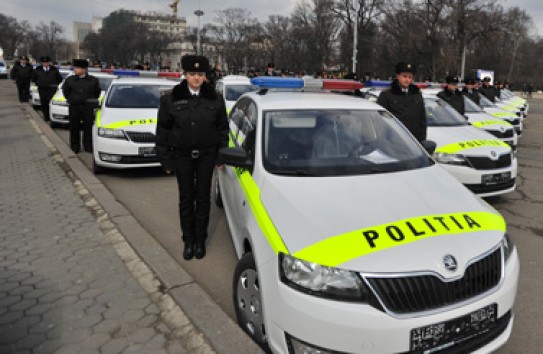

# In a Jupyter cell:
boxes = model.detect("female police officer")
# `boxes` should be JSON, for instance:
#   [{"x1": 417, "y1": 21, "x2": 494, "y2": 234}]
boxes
[{"x1": 156, "y1": 55, "x2": 229, "y2": 260}]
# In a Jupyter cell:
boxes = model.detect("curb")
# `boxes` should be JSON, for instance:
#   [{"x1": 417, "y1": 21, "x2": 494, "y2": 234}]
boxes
[{"x1": 21, "y1": 104, "x2": 262, "y2": 354}]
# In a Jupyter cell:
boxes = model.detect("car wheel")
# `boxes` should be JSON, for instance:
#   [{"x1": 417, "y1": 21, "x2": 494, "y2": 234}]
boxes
[
  {"x1": 233, "y1": 252, "x2": 270, "y2": 352},
  {"x1": 50, "y1": 121, "x2": 60, "y2": 129},
  {"x1": 93, "y1": 157, "x2": 106, "y2": 174},
  {"x1": 214, "y1": 175, "x2": 223, "y2": 208}
]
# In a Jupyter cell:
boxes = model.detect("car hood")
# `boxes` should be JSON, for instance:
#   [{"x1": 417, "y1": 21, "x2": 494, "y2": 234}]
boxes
[
  {"x1": 97, "y1": 107, "x2": 158, "y2": 132},
  {"x1": 259, "y1": 165, "x2": 504, "y2": 276},
  {"x1": 428, "y1": 125, "x2": 511, "y2": 156},
  {"x1": 465, "y1": 112, "x2": 514, "y2": 132},
  {"x1": 482, "y1": 107, "x2": 517, "y2": 119}
]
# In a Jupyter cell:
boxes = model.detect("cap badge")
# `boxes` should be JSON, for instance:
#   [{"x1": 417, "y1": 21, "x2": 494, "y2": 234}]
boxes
[{"x1": 195, "y1": 62, "x2": 200, "y2": 69}]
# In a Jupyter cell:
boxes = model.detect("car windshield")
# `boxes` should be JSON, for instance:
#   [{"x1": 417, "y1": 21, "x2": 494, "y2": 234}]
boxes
[
  {"x1": 424, "y1": 98, "x2": 468, "y2": 126},
  {"x1": 463, "y1": 96, "x2": 484, "y2": 113},
  {"x1": 98, "y1": 77, "x2": 114, "y2": 91},
  {"x1": 225, "y1": 84, "x2": 257, "y2": 101},
  {"x1": 263, "y1": 109, "x2": 432, "y2": 176},
  {"x1": 479, "y1": 95, "x2": 496, "y2": 108},
  {"x1": 106, "y1": 84, "x2": 172, "y2": 108}
]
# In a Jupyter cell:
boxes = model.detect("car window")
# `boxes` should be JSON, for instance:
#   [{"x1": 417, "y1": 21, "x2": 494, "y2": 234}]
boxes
[
  {"x1": 263, "y1": 109, "x2": 431, "y2": 176},
  {"x1": 224, "y1": 84, "x2": 257, "y2": 101},
  {"x1": 98, "y1": 77, "x2": 114, "y2": 91},
  {"x1": 106, "y1": 84, "x2": 172, "y2": 108},
  {"x1": 478, "y1": 95, "x2": 495, "y2": 108},
  {"x1": 463, "y1": 96, "x2": 484, "y2": 113},
  {"x1": 424, "y1": 98, "x2": 468, "y2": 127},
  {"x1": 215, "y1": 82, "x2": 224, "y2": 96}
]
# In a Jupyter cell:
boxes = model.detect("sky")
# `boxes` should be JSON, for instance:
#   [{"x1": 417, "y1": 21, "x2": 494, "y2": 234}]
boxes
[{"x1": 2, "y1": 0, "x2": 542, "y2": 41}]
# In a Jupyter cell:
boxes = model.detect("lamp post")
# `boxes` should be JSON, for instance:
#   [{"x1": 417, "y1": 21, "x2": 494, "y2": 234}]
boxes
[
  {"x1": 352, "y1": 0, "x2": 360, "y2": 73},
  {"x1": 194, "y1": 9, "x2": 204, "y2": 55}
]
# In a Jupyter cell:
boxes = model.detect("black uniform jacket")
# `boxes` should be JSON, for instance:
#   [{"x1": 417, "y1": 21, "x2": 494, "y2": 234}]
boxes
[
  {"x1": 32, "y1": 66, "x2": 62, "y2": 89},
  {"x1": 377, "y1": 80, "x2": 427, "y2": 141},
  {"x1": 437, "y1": 87, "x2": 465, "y2": 115},
  {"x1": 62, "y1": 74, "x2": 101, "y2": 105},
  {"x1": 478, "y1": 85, "x2": 496, "y2": 102},
  {"x1": 10, "y1": 64, "x2": 34, "y2": 83},
  {"x1": 462, "y1": 88, "x2": 481, "y2": 106},
  {"x1": 156, "y1": 80, "x2": 229, "y2": 164}
]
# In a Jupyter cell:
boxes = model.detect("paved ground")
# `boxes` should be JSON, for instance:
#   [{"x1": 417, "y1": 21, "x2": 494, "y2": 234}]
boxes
[{"x1": 0, "y1": 83, "x2": 215, "y2": 353}]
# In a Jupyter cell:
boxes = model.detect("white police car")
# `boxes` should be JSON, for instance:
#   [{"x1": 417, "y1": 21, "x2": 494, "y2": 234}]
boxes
[
  {"x1": 49, "y1": 72, "x2": 115, "y2": 128},
  {"x1": 91, "y1": 77, "x2": 177, "y2": 174},
  {"x1": 215, "y1": 75, "x2": 256, "y2": 113},
  {"x1": 497, "y1": 89, "x2": 528, "y2": 118},
  {"x1": 478, "y1": 95, "x2": 522, "y2": 136},
  {"x1": 216, "y1": 77, "x2": 519, "y2": 354}
]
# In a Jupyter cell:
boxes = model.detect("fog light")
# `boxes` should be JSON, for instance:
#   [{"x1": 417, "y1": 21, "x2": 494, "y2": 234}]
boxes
[
  {"x1": 99, "y1": 153, "x2": 122, "y2": 162},
  {"x1": 286, "y1": 333, "x2": 345, "y2": 354}
]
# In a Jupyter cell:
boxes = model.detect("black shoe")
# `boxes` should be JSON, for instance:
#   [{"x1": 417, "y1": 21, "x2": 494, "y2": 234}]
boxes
[
  {"x1": 194, "y1": 243, "x2": 206, "y2": 259},
  {"x1": 71, "y1": 146, "x2": 80, "y2": 154},
  {"x1": 183, "y1": 242, "x2": 194, "y2": 260},
  {"x1": 84, "y1": 146, "x2": 93, "y2": 153}
]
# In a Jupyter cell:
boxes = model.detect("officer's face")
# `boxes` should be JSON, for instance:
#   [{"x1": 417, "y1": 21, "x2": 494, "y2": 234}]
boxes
[
  {"x1": 396, "y1": 72, "x2": 414, "y2": 89},
  {"x1": 447, "y1": 83, "x2": 458, "y2": 91},
  {"x1": 186, "y1": 71, "x2": 205, "y2": 90},
  {"x1": 74, "y1": 67, "x2": 85, "y2": 76}
]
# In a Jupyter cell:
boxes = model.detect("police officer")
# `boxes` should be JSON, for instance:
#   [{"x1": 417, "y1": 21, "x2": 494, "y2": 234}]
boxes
[
  {"x1": 264, "y1": 62, "x2": 278, "y2": 76},
  {"x1": 437, "y1": 75, "x2": 465, "y2": 115},
  {"x1": 10, "y1": 55, "x2": 34, "y2": 102},
  {"x1": 461, "y1": 77, "x2": 481, "y2": 105},
  {"x1": 32, "y1": 56, "x2": 62, "y2": 121},
  {"x1": 62, "y1": 59, "x2": 100, "y2": 154},
  {"x1": 478, "y1": 77, "x2": 496, "y2": 102},
  {"x1": 156, "y1": 55, "x2": 229, "y2": 260},
  {"x1": 377, "y1": 62, "x2": 427, "y2": 141}
]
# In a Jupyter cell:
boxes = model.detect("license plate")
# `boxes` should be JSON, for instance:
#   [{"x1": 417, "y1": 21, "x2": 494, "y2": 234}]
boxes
[
  {"x1": 139, "y1": 146, "x2": 156, "y2": 157},
  {"x1": 410, "y1": 303, "x2": 498, "y2": 353},
  {"x1": 482, "y1": 172, "x2": 511, "y2": 185}
]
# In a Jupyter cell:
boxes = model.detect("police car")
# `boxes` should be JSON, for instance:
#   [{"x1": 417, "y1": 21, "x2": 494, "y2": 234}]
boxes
[
  {"x1": 30, "y1": 68, "x2": 72, "y2": 108},
  {"x1": 216, "y1": 77, "x2": 518, "y2": 354},
  {"x1": 478, "y1": 95, "x2": 523, "y2": 136},
  {"x1": 215, "y1": 75, "x2": 256, "y2": 113},
  {"x1": 91, "y1": 77, "x2": 177, "y2": 174},
  {"x1": 49, "y1": 72, "x2": 115, "y2": 128},
  {"x1": 497, "y1": 89, "x2": 528, "y2": 118},
  {"x1": 421, "y1": 88, "x2": 517, "y2": 149}
]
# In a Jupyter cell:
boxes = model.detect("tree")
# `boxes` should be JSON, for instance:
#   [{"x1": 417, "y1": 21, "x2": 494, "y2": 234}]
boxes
[{"x1": 0, "y1": 14, "x2": 30, "y2": 60}]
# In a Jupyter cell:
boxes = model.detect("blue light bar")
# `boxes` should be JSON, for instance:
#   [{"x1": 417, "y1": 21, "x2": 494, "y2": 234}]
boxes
[
  {"x1": 112, "y1": 69, "x2": 140, "y2": 77},
  {"x1": 364, "y1": 80, "x2": 391, "y2": 88},
  {"x1": 251, "y1": 77, "x2": 304, "y2": 89}
]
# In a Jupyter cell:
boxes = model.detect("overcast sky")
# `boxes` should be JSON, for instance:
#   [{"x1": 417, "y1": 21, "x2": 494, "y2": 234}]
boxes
[{"x1": 3, "y1": 0, "x2": 541, "y2": 40}]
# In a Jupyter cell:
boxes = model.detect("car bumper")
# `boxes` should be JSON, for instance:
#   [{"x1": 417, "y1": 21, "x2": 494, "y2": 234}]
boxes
[
  {"x1": 93, "y1": 135, "x2": 160, "y2": 169},
  {"x1": 50, "y1": 104, "x2": 69, "y2": 124},
  {"x1": 31, "y1": 92, "x2": 41, "y2": 106},
  {"x1": 260, "y1": 249, "x2": 519, "y2": 354}
]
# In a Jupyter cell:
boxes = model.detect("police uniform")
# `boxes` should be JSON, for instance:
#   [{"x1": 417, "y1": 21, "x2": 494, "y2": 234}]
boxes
[
  {"x1": 437, "y1": 75, "x2": 465, "y2": 115},
  {"x1": 478, "y1": 77, "x2": 496, "y2": 102},
  {"x1": 62, "y1": 59, "x2": 101, "y2": 153},
  {"x1": 10, "y1": 56, "x2": 34, "y2": 102},
  {"x1": 461, "y1": 77, "x2": 481, "y2": 105},
  {"x1": 156, "y1": 55, "x2": 229, "y2": 260},
  {"x1": 32, "y1": 56, "x2": 63, "y2": 121},
  {"x1": 377, "y1": 62, "x2": 427, "y2": 141}
]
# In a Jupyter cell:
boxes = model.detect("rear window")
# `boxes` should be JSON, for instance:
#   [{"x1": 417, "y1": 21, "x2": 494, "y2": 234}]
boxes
[{"x1": 106, "y1": 84, "x2": 172, "y2": 108}]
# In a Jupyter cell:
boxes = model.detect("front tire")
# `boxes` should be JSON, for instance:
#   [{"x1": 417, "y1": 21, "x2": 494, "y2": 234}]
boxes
[
  {"x1": 214, "y1": 175, "x2": 223, "y2": 208},
  {"x1": 92, "y1": 157, "x2": 106, "y2": 174},
  {"x1": 233, "y1": 252, "x2": 270, "y2": 352}
]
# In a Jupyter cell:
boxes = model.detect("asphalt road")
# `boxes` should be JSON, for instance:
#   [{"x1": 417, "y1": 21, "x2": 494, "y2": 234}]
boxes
[{"x1": 45, "y1": 97, "x2": 543, "y2": 353}]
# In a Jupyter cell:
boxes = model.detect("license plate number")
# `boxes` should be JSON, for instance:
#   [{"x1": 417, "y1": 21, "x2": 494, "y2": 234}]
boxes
[
  {"x1": 139, "y1": 147, "x2": 156, "y2": 157},
  {"x1": 410, "y1": 303, "x2": 498, "y2": 353},
  {"x1": 482, "y1": 172, "x2": 511, "y2": 185}
]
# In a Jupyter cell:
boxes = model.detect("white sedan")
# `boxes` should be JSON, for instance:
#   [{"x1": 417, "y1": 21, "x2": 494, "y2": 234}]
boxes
[{"x1": 91, "y1": 77, "x2": 177, "y2": 174}]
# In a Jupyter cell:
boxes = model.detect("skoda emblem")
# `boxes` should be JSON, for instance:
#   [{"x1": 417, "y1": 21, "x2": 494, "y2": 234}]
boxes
[
  {"x1": 443, "y1": 255, "x2": 458, "y2": 272},
  {"x1": 489, "y1": 151, "x2": 499, "y2": 160},
  {"x1": 500, "y1": 126, "x2": 505, "y2": 132}
]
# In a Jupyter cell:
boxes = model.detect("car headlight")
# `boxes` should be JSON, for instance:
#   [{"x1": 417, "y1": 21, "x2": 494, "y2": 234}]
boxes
[
  {"x1": 51, "y1": 100, "x2": 68, "y2": 106},
  {"x1": 433, "y1": 152, "x2": 469, "y2": 166},
  {"x1": 97, "y1": 127, "x2": 127, "y2": 140},
  {"x1": 502, "y1": 233, "x2": 514, "y2": 262},
  {"x1": 279, "y1": 253, "x2": 369, "y2": 301}
]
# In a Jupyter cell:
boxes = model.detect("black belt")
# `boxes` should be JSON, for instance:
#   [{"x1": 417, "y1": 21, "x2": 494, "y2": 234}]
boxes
[{"x1": 174, "y1": 146, "x2": 217, "y2": 159}]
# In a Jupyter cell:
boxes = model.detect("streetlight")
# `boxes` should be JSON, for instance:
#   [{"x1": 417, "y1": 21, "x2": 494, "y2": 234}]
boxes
[
  {"x1": 352, "y1": 0, "x2": 360, "y2": 73},
  {"x1": 194, "y1": 8, "x2": 204, "y2": 55}
]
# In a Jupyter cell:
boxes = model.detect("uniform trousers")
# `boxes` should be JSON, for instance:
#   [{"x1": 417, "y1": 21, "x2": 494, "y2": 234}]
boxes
[
  {"x1": 172, "y1": 147, "x2": 218, "y2": 245},
  {"x1": 69, "y1": 104, "x2": 94, "y2": 152},
  {"x1": 16, "y1": 80, "x2": 31, "y2": 102},
  {"x1": 38, "y1": 87, "x2": 56, "y2": 121}
]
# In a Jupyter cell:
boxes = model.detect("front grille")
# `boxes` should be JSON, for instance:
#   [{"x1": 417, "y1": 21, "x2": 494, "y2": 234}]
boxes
[
  {"x1": 466, "y1": 154, "x2": 511, "y2": 170},
  {"x1": 126, "y1": 131, "x2": 156, "y2": 143},
  {"x1": 486, "y1": 129, "x2": 514, "y2": 139},
  {"x1": 121, "y1": 155, "x2": 160, "y2": 164},
  {"x1": 509, "y1": 118, "x2": 520, "y2": 125},
  {"x1": 366, "y1": 248, "x2": 501, "y2": 314},
  {"x1": 465, "y1": 178, "x2": 515, "y2": 194}
]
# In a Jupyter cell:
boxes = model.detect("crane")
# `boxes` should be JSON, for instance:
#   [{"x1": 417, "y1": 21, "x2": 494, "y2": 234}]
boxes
[{"x1": 169, "y1": 0, "x2": 181, "y2": 18}]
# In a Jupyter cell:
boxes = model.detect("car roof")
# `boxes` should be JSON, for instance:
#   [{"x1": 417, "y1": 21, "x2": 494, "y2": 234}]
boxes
[
  {"x1": 218, "y1": 75, "x2": 251, "y2": 84},
  {"x1": 109, "y1": 77, "x2": 178, "y2": 85},
  {"x1": 245, "y1": 91, "x2": 385, "y2": 111}
]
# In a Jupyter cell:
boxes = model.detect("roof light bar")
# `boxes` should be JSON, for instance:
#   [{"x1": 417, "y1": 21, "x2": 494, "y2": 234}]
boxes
[
  {"x1": 251, "y1": 77, "x2": 304, "y2": 89},
  {"x1": 363, "y1": 80, "x2": 392, "y2": 88},
  {"x1": 250, "y1": 77, "x2": 363, "y2": 91}
]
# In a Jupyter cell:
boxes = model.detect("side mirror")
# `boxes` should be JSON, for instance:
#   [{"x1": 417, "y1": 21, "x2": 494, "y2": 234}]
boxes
[
  {"x1": 421, "y1": 140, "x2": 437, "y2": 155},
  {"x1": 218, "y1": 147, "x2": 253, "y2": 169},
  {"x1": 86, "y1": 98, "x2": 101, "y2": 109}
]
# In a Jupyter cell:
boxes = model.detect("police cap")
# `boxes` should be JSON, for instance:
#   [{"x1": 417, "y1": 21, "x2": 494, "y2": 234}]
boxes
[
  {"x1": 395, "y1": 62, "x2": 416, "y2": 74},
  {"x1": 72, "y1": 59, "x2": 89, "y2": 68},
  {"x1": 267, "y1": 62, "x2": 275, "y2": 68},
  {"x1": 182, "y1": 55, "x2": 209, "y2": 72},
  {"x1": 40, "y1": 56, "x2": 51, "y2": 63},
  {"x1": 445, "y1": 75, "x2": 460, "y2": 84},
  {"x1": 463, "y1": 77, "x2": 477, "y2": 85}
]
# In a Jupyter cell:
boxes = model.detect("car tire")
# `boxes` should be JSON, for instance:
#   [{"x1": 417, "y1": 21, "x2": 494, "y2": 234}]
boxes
[
  {"x1": 50, "y1": 121, "x2": 60, "y2": 129},
  {"x1": 233, "y1": 252, "x2": 270, "y2": 352},
  {"x1": 93, "y1": 157, "x2": 106, "y2": 174},
  {"x1": 214, "y1": 175, "x2": 223, "y2": 208}
]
